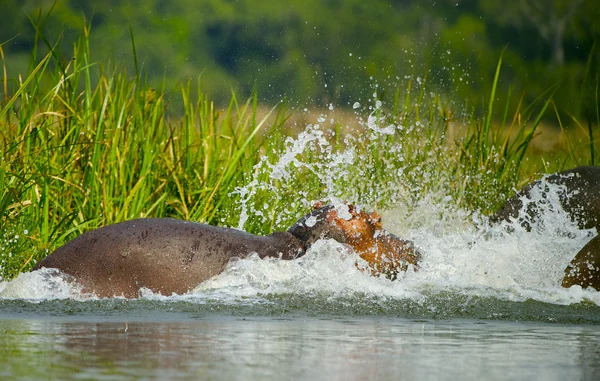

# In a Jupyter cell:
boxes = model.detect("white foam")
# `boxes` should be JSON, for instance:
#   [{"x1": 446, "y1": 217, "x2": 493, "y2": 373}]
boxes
[
  {"x1": 185, "y1": 208, "x2": 600, "y2": 306},
  {"x1": 191, "y1": 239, "x2": 422, "y2": 301},
  {"x1": 0, "y1": 268, "x2": 86, "y2": 300},
  {"x1": 3, "y1": 221, "x2": 598, "y2": 305},
  {"x1": 188, "y1": 174, "x2": 600, "y2": 306}
]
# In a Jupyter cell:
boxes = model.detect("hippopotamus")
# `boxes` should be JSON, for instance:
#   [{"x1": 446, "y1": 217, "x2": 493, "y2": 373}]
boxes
[
  {"x1": 33, "y1": 203, "x2": 421, "y2": 298},
  {"x1": 491, "y1": 166, "x2": 600, "y2": 290},
  {"x1": 562, "y1": 235, "x2": 600, "y2": 289},
  {"x1": 490, "y1": 166, "x2": 600, "y2": 230},
  {"x1": 289, "y1": 202, "x2": 420, "y2": 278}
]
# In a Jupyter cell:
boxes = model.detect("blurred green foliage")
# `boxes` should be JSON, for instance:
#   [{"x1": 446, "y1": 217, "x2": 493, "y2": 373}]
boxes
[{"x1": 1, "y1": 0, "x2": 599, "y2": 120}]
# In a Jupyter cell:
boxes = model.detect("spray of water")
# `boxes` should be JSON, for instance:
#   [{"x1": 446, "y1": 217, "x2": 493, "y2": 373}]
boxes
[
  {"x1": 0, "y1": 268, "x2": 83, "y2": 300},
  {"x1": 222, "y1": 98, "x2": 600, "y2": 306}
]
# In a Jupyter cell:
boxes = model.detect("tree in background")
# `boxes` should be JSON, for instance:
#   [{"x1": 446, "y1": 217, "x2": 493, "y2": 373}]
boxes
[
  {"x1": 1, "y1": 0, "x2": 598, "y2": 121},
  {"x1": 480, "y1": 0, "x2": 587, "y2": 65}
]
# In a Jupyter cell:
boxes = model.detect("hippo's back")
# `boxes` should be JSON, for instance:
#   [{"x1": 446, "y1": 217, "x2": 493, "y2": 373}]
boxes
[
  {"x1": 34, "y1": 218, "x2": 256, "y2": 297},
  {"x1": 491, "y1": 166, "x2": 600, "y2": 230}
]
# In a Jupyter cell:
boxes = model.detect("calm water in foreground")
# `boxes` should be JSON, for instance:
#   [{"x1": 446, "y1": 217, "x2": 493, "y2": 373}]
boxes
[{"x1": 1, "y1": 295, "x2": 599, "y2": 381}]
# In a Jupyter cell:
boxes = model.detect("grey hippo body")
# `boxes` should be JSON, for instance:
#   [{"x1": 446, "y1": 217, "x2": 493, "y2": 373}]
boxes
[
  {"x1": 33, "y1": 218, "x2": 304, "y2": 298},
  {"x1": 33, "y1": 204, "x2": 421, "y2": 298},
  {"x1": 491, "y1": 166, "x2": 600, "y2": 290}
]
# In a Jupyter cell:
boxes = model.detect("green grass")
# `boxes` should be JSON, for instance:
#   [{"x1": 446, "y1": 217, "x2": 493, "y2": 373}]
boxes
[
  {"x1": 0, "y1": 31, "x2": 285, "y2": 278},
  {"x1": 1, "y1": 28, "x2": 598, "y2": 281}
]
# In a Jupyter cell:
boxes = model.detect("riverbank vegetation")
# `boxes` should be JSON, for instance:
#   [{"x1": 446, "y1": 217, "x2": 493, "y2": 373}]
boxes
[
  {"x1": 1, "y1": 6, "x2": 599, "y2": 280},
  {"x1": 3, "y1": 1, "x2": 599, "y2": 119}
]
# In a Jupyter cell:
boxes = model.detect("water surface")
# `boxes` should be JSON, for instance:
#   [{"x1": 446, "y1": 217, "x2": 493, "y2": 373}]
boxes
[{"x1": 2, "y1": 310, "x2": 599, "y2": 381}]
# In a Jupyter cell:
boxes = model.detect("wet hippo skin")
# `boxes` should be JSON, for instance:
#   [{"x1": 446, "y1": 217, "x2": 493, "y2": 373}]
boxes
[
  {"x1": 491, "y1": 166, "x2": 600, "y2": 290},
  {"x1": 33, "y1": 204, "x2": 421, "y2": 298},
  {"x1": 33, "y1": 218, "x2": 304, "y2": 298},
  {"x1": 490, "y1": 166, "x2": 600, "y2": 230},
  {"x1": 562, "y1": 235, "x2": 600, "y2": 290}
]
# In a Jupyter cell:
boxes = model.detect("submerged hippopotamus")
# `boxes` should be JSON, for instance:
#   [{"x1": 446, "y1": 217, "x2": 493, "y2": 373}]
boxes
[
  {"x1": 33, "y1": 203, "x2": 421, "y2": 298},
  {"x1": 491, "y1": 166, "x2": 600, "y2": 290}
]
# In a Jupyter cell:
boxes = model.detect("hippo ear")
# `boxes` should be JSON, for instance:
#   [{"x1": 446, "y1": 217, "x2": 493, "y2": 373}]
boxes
[{"x1": 313, "y1": 201, "x2": 324, "y2": 210}]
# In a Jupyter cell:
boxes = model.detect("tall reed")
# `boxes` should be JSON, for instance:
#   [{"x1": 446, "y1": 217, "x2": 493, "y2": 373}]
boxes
[{"x1": 0, "y1": 31, "x2": 282, "y2": 279}]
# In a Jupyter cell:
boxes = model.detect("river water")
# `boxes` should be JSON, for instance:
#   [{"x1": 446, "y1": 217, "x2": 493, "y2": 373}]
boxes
[{"x1": 1, "y1": 311, "x2": 599, "y2": 381}]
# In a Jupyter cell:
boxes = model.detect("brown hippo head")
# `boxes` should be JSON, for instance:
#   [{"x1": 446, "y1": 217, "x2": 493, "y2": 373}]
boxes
[{"x1": 288, "y1": 202, "x2": 421, "y2": 279}]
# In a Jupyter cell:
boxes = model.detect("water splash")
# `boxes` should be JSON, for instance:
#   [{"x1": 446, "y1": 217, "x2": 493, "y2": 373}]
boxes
[
  {"x1": 0, "y1": 268, "x2": 84, "y2": 300},
  {"x1": 222, "y1": 99, "x2": 600, "y2": 308},
  {"x1": 234, "y1": 95, "x2": 458, "y2": 234}
]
